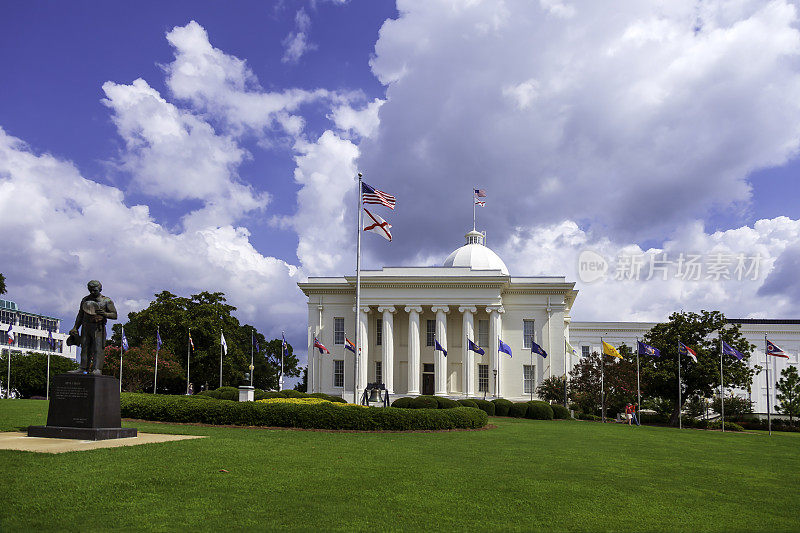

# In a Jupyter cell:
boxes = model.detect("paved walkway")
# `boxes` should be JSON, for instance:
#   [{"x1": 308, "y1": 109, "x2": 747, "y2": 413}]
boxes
[{"x1": 0, "y1": 432, "x2": 205, "y2": 453}]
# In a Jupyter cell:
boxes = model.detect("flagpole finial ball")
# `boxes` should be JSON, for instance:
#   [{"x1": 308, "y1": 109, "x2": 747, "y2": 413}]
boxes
[{"x1": 358, "y1": 172, "x2": 363, "y2": 177}]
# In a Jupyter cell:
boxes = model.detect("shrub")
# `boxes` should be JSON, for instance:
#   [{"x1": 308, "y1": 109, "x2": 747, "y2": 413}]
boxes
[
  {"x1": 472, "y1": 399, "x2": 495, "y2": 416},
  {"x1": 326, "y1": 395, "x2": 346, "y2": 403},
  {"x1": 526, "y1": 401, "x2": 554, "y2": 420},
  {"x1": 551, "y1": 404, "x2": 571, "y2": 419},
  {"x1": 706, "y1": 420, "x2": 743, "y2": 432},
  {"x1": 436, "y1": 397, "x2": 460, "y2": 409},
  {"x1": 411, "y1": 395, "x2": 439, "y2": 409},
  {"x1": 458, "y1": 399, "x2": 478, "y2": 408},
  {"x1": 282, "y1": 389, "x2": 306, "y2": 398},
  {"x1": 508, "y1": 402, "x2": 528, "y2": 418},
  {"x1": 214, "y1": 386, "x2": 239, "y2": 401},
  {"x1": 577, "y1": 412, "x2": 601, "y2": 421},
  {"x1": 392, "y1": 397, "x2": 413, "y2": 408},
  {"x1": 639, "y1": 412, "x2": 669, "y2": 425},
  {"x1": 492, "y1": 399, "x2": 513, "y2": 417},
  {"x1": 120, "y1": 393, "x2": 488, "y2": 431}
]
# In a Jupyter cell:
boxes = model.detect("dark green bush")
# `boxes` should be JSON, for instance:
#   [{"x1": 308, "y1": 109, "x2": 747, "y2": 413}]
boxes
[
  {"x1": 550, "y1": 404, "x2": 570, "y2": 419},
  {"x1": 436, "y1": 397, "x2": 460, "y2": 409},
  {"x1": 472, "y1": 399, "x2": 495, "y2": 416},
  {"x1": 198, "y1": 390, "x2": 220, "y2": 399},
  {"x1": 282, "y1": 389, "x2": 306, "y2": 398},
  {"x1": 508, "y1": 402, "x2": 528, "y2": 418},
  {"x1": 492, "y1": 398, "x2": 513, "y2": 417},
  {"x1": 120, "y1": 393, "x2": 487, "y2": 430},
  {"x1": 577, "y1": 412, "x2": 601, "y2": 421},
  {"x1": 326, "y1": 395, "x2": 346, "y2": 403},
  {"x1": 639, "y1": 412, "x2": 669, "y2": 425},
  {"x1": 392, "y1": 397, "x2": 413, "y2": 408},
  {"x1": 706, "y1": 420, "x2": 743, "y2": 431},
  {"x1": 411, "y1": 395, "x2": 439, "y2": 409},
  {"x1": 526, "y1": 401, "x2": 554, "y2": 420},
  {"x1": 458, "y1": 399, "x2": 478, "y2": 408}
]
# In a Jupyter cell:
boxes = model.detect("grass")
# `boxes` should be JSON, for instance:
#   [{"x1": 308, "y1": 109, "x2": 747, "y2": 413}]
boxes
[{"x1": 1, "y1": 399, "x2": 799, "y2": 532}]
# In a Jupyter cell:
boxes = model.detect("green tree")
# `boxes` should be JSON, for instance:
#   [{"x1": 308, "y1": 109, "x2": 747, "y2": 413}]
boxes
[
  {"x1": 0, "y1": 273, "x2": 6, "y2": 295},
  {"x1": 110, "y1": 290, "x2": 300, "y2": 392},
  {"x1": 641, "y1": 310, "x2": 755, "y2": 426},
  {"x1": 568, "y1": 345, "x2": 640, "y2": 417},
  {"x1": 536, "y1": 375, "x2": 567, "y2": 403},
  {"x1": 0, "y1": 351, "x2": 78, "y2": 398},
  {"x1": 294, "y1": 366, "x2": 308, "y2": 392},
  {"x1": 103, "y1": 345, "x2": 183, "y2": 393},
  {"x1": 776, "y1": 366, "x2": 800, "y2": 422},
  {"x1": 711, "y1": 395, "x2": 753, "y2": 422}
]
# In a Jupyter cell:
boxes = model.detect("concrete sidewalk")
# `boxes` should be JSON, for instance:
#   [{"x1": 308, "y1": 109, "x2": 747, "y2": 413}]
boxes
[{"x1": 0, "y1": 431, "x2": 205, "y2": 453}]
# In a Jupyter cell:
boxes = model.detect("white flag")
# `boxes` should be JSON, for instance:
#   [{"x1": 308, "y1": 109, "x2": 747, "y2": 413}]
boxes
[
  {"x1": 221, "y1": 331, "x2": 228, "y2": 356},
  {"x1": 363, "y1": 208, "x2": 392, "y2": 241}
]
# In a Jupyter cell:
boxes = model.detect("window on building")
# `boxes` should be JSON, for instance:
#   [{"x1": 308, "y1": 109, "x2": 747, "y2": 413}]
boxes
[
  {"x1": 334, "y1": 317, "x2": 344, "y2": 345},
  {"x1": 426, "y1": 319, "x2": 436, "y2": 346},
  {"x1": 523, "y1": 320, "x2": 535, "y2": 349},
  {"x1": 376, "y1": 318, "x2": 382, "y2": 346},
  {"x1": 19, "y1": 314, "x2": 38, "y2": 329},
  {"x1": 478, "y1": 319, "x2": 489, "y2": 348},
  {"x1": 523, "y1": 364, "x2": 535, "y2": 394},
  {"x1": 375, "y1": 361, "x2": 382, "y2": 384},
  {"x1": 478, "y1": 364, "x2": 489, "y2": 392},
  {"x1": 582, "y1": 346, "x2": 590, "y2": 358},
  {"x1": 333, "y1": 360, "x2": 344, "y2": 388},
  {"x1": 0, "y1": 310, "x2": 16, "y2": 325}
]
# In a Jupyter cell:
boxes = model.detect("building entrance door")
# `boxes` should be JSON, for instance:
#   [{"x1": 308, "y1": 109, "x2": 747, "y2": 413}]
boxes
[{"x1": 422, "y1": 363, "x2": 434, "y2": 395}]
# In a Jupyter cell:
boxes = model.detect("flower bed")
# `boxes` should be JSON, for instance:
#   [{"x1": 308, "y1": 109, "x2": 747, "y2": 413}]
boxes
[{"x1": 121, "y1": 393, "x2": 488, "y2": 431}]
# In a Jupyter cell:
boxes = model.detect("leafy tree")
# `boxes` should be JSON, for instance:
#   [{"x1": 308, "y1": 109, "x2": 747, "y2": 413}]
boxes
[
  {"x1": 103, "y1": 345, "x2": 183, "y2": 393},
  {"x1": 0, "y1": 273, "x2": 6, "y2": 295},
  {"x1": 711, "y1": 395, "x2": 753, "y2": 422},
  {"x1": 641, "y1": 310, "x2": 755, "y2": 426},
  {"x1": 568, "y1": 345, "x2": 640, "y2": 417},
  {"x1": 109, "y1": 290, "x2": 300, "y2": 391},
  {"x1": 294, "y1": 367, "x2": 308, "y2": 392},
  {"x1": 0, "y1": 351, "x2": 78, "y2": 398},
  {"x1": 776, "y1": 366, "x2": 800, "y2": 422},
  {"x1": 536, "y1": 376, "x2": 567, "y2": 403}
]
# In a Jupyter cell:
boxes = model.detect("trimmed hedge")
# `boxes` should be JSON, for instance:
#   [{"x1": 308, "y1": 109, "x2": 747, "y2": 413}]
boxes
[
  {"x1": 472, "y1": 399, "x2": 495, "y2": 416},
  {"x1": 492, "y1": 399, "x2": 513, "y2": 417},
  {"x1": 551, "y1": 404, "x2": 571, "y2": 420},
  {"x1": 391, "y1": 397, "x2": 413, "y2": 408},
  {"x1": 508, "y1": 402, "x2": 528, "y2": 418},
  {"x1": 526, "y1": 401, "x2": 554, "y2": 420},
  {"x1": 411, "y1": 396, "x2": 440, "y2": 409},
  {"x1": 577, "y1": 412, "x2": 601, "y2": 421},
  {"x1": 436, "y1": 397, "x2": 461, "y2": 409},
  {"x1": 458, "y1": 399, "x2": 478, "y2": 408},
  {"x1": 120, "y1": 393, "x2": 487, "y2": 431}
]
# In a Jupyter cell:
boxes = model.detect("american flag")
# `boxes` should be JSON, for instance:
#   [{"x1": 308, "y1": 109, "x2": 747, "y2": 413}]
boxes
[
  {"x1": 474, "y1": 189, "x2": 486, "y2": 198},
  {"x1": 362, "y1": 182, "x2": 396, "y2": 209},
  {"x1": 766, "y1": 339, "x2": 789, "y2": 358}
]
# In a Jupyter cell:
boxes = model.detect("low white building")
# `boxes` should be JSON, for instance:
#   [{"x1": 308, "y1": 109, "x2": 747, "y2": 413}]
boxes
[
  {"x1": 299, "y1": 230, "x2": 576, "y2": 401},
  {"x1": 569, "y1": 320, "x2": 800, "y2": 416},
  {"x1": 0, "y1": 298, "x2": 76, "y2": 360}
]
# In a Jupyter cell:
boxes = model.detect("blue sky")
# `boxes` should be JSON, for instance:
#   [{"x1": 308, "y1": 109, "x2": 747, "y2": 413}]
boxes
[{"x1": 3, "y1": 1, "x2": 800, "y2": 380}]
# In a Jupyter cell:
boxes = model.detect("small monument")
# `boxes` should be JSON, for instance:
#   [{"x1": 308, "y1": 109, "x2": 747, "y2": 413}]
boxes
[{"x1": 28, "y1": 281, "x2": 136, "y2": 440}]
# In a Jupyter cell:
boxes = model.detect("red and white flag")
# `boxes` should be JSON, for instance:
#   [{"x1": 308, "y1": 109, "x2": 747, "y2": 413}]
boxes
[
  {"x1": 766, "y1": 339, "x2": 789, "y2": 358},
  {"x1": 679, "y1": 342, "x2": 698, "y2": 363},
  {"x1": 363, "y1": 208, "x2": 392, "y2": 241}
]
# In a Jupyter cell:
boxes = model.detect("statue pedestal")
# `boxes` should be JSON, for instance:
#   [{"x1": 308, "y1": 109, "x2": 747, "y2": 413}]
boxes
[
  {"x1": 238, "y1": 386, "x2": 254, "y2": 402},
  {"x1": 28, "y1": 373, "x2": 137, "y2": 440}
]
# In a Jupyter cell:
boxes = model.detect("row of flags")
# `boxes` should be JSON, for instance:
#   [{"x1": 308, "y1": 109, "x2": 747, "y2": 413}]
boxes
[
  {"x1": 4, "y1": 323, "x2": 58, "y2": 350},
  {"x1": 120, "y1": 327, "x2": 290, "y2": 360},
  {"x1": 597, "y1": 338, "x2": 788, "y2": 362}
]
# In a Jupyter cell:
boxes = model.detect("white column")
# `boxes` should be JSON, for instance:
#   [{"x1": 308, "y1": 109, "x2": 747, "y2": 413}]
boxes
[
  {"x1": 459, "y1": 306, "x2": 476, "y2": 397},
  {"x1": 405, "y1": 305, "x2": 422, "y2": 395},
  {"x1": 356, "y1": 306, "x2": 370, "y2": 394},
  {"x1": 431, "y1": 305, "x2": 449, "y2": 395},
  {"x1": 307, "y1": 325, "x2": 315, "y2": 393},
  {"x1": 487, "y1": 306, "x2": 505, "y2": 398},
  {"x1": 315, "y1": 304, "x2": 323, "y2": 392},
  {"x1": 378, "y1": 306, "x2": 396, "y2": 394}
]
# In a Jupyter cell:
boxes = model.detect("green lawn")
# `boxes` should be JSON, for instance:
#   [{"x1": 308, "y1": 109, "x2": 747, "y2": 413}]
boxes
[{"x1": 1, "y1": 399, "x2": 798, "y2": 532}]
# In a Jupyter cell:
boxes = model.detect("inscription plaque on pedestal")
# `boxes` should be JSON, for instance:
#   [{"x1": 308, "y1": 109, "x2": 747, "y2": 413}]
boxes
[{"x1": 28, "y1": 373, "x2": 137, "y2": 440}]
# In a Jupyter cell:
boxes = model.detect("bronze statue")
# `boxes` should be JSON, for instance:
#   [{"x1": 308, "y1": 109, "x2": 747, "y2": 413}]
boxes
[{"x1": 68, "y1": 280, "x2": 117, "y2": 375}]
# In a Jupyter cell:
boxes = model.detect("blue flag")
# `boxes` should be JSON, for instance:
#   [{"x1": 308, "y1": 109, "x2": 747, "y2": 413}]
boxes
[
  {"x1": 721, "y1": 340, "x2": 744, "y2": 360},
  {"x1": 252, "y1": 333, "x2": 260, "y2": 352},
  {"x1": 637, "y1": 341, "x2": 660, "y2": 357},
  {"x1": 48, "y1": 329, "x2": 55, "y2": 350},
  {"x1": 121, "y1": 327, "x2": 129, "y2": 352},
  {"x1": 156, "y1": 330, "x2": 162, "y2": 351},
  {"x1": 467, "y1": 338, "x2": 484, "y2": 355},
  {"x1": 531, "y1": 340, "x2": 547, "y2": 358},
  {"x1": 434, "y1": 338, "x2": 447, "y2": 357},
  {"x1": 282, "y1": 333, "x2": 289, "y2": 357},
  {"x1": 498, "y1": 338, "x2": 512, "y2": 357}
]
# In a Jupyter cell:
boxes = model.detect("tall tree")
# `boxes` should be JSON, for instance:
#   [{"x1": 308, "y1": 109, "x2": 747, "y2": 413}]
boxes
[
  {"x1": 568, "y1": 345, "x2": 639, "y2": 416},
  {"x1": 103, "y1": 345, "x2": 183, "y2": 393},
  {"x1": 776, "y1": 366, "x2": 800, "y2": 422},
  {"x1": 0, "y1": 273, "x2": 6, "y2": 295},
  {"x1": 642, "y1": 310, "x2": 755, "y2": 426}
]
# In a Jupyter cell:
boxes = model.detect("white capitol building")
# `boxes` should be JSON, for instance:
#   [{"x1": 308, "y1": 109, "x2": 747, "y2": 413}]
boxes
[{"x1": 300, "y1": 230, "x2": 799, "y2": 411}]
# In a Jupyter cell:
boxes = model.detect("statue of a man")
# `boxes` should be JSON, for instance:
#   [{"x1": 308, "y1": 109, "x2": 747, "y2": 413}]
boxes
[{"x1": 69, "y1": 280, "x2": 117, "y2": 375}]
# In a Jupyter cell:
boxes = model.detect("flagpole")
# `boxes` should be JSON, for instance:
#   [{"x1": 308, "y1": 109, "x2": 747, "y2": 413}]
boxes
[
  {"x1": 187, "y1": 329, "x2": 191, "y2": 395},
  {"x1": 120, "y1": 327, "x2": 125, "y2": 393},
  {"x1": 635, "y1": 337, "x2": 640, "y2": 421},
  {"x1": 219, "y1": 329, "x2": 223, "y2": 389},
  {"x1": 153, "y1": 326, "x2": 159, "y2": 395},
  {"x1": 473, "y1": 188, "x2": 476, "y2": 231},
  {"x1": 46, "y1": 350, "x2": 50, "y2": 401},
  {"x1": 719, "y1": 332, "x2": 725, "y2": 433},
  {"x1": 354, "y1": 172, "x2": 364, "y2": 403},
  {"x1": 564, "y1": 339, "x2": 569, "y2": 408},
  {"x1": 280, "y1": 332, "x2": 285, "y2": 391},
  {"x1": 250, "y1": 330, "x2": 254, "y2": 387},
  {"x1": 600, "y1": 337, "x2": 605, "y2": 423},
  {"x1": 765, "y1": 334, "x2": 772, "y2": 436},
  {"x1": 529, "y1": 337, "x2": 533, "y2": 402},
  {"x1": 677, "y1": 339, "x2": 682, "y2": 430}
]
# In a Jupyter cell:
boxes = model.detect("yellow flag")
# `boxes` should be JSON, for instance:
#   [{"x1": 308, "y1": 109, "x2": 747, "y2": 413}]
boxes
[{"x1": 602, "y1": 341, "x2": 623, "y2": 359}]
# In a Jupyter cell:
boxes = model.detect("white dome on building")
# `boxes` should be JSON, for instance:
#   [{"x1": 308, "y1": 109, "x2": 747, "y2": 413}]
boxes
[{"x1": 442, "y1": 230, "x2": 510, "y2": 275}]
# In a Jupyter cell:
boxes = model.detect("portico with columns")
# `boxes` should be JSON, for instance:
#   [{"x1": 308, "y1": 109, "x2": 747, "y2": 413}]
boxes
[{"x1": 299, "y1": 230, "x2": 577, "y2": 401}]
